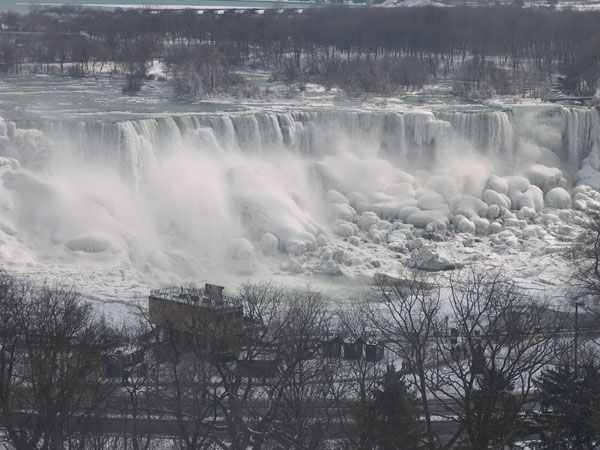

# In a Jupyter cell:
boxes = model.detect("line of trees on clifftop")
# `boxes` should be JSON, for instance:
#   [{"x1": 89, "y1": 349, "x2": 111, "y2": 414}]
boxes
[{"x1": 0, "y1": 6, "x2": 600, "y2": 96}]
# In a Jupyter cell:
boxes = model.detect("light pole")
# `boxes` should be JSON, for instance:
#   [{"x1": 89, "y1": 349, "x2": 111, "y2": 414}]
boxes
[{"x1": 575, "y1": 302, "x2": 584, "y2": 375}]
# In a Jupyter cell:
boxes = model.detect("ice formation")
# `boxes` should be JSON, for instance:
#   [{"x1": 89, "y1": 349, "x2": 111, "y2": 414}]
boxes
[{"x1": 0, "y1": 104, "x2": 599, "y2": 296}]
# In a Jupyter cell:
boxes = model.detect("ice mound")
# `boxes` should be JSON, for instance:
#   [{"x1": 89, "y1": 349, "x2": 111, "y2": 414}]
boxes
[
  {"x1": 486, "y1": 175, "x2": 510, "y2": 196},
  {"x1": 526, "y1": 164, "x2": 563, "y2": 192},
  {"x1": 326, "y1": 190, "x2": 356, "y2": 221},
  {"x1": 333, "y1": 219, "x2": 355, "y2": 237},
  {"x1": 450, "y1": 195, "x2": 488, "y2": 220},
  {"x1": 406, "y1": 209, "x2": 450, "y2": 229},
  {"x1": 358, "y1": 212, "x2": 380, "y2": 231},
  {"x1": 545, "y1": 187, "x2": 572, "y2": 209},
  {"x1": 505, "y1": 176, "x2": 544, "y2": 211},
  {"x1": 316, "y1": 153, "x2": 417, "y2": 218},
  {"x1": 482, "y1": 189, "x2": 512, "y2": 209},
  {"x1": 417, "y1": 190, "x2": 446, "y2": 210},
  {"x1": 228, "y1": 166, "x2": 322, "y2": 256}
]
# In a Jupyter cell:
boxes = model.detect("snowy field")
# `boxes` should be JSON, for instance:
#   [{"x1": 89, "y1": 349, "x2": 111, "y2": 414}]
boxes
[{"x1": 0, "y1": 74, "x2": 598, "y2": 317}]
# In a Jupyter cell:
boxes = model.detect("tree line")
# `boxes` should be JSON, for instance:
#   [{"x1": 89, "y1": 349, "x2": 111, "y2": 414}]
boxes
[
  {"x1": 1, "y1": 268, "x2": 600, "y2": 450},
  {"x1": 0, "y1": 5, "x2": 599, "y2": 96}
]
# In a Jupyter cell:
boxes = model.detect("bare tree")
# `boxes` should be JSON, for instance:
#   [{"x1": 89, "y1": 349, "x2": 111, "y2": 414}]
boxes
[
  {"x1": 433, "y1": 270, "x2": 562, "y2": 450},
  {"x1": 327, "y1": 305, "x2": 407, "y2": 450},
  {"x1": 210, "y1": 281, "x2": 287, "y2": 450},
  {"x1": 142, "y1": 296, "x2": 222, "y2": 450},
  {"x1": 269, "y1": 287, "x2": 333, "y2": 450},
  {"x1": 0, "y1": 273, "x2": 121, "y2": 450},
  {"x1": 368, "y1": 269, "x2": 441, "y2": 450},
  {"x1": 568, "y1": 211, "x2": 600, "y2": 303}
]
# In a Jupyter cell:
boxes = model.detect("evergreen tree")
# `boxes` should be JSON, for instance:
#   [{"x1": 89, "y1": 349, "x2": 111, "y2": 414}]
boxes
[
  {"x1": 535, "y1": 362, "x2": 600, "y2": 449},
  {"x1": 371, "y1": 365, "x2": 422, "y2": 450}
]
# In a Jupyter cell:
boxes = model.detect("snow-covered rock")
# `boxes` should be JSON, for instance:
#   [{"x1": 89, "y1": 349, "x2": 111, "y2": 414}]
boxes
[{"x1": 407, "y1": 246, "x2": 456, "y2": 271}]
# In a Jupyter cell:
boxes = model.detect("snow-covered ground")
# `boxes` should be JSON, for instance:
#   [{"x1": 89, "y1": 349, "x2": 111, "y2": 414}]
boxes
[{"x1": 0, "y1": 74, "x2": 598, "y2": 316}]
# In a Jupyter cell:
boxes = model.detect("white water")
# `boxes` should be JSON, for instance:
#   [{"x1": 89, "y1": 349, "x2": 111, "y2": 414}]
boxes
[{"x1": 0, "y1": 102, "x2": 599, "y2": 304}]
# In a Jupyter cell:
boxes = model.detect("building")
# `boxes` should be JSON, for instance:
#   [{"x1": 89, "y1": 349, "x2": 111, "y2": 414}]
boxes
[{"x1": 148, "y1": 283, "x2": 245, "y2": 358}]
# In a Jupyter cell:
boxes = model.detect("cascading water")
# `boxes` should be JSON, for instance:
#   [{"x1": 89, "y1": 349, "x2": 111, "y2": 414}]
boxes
[{"x1": 0, "y1": 104, "x2": 599, "y2": 288}]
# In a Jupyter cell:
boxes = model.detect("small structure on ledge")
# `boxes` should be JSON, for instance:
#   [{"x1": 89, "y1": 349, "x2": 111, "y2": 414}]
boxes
[
  {"x1": 148, "y1": 283, "x2": 245, "y2": 359},
  {"x1": 322, "y1": 335, "x2": 385, "y2": 361}
]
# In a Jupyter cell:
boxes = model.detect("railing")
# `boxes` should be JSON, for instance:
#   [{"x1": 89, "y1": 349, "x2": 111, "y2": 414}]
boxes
[{"x1": 149, "y1": 287, "x2": 241, "y2": 309}]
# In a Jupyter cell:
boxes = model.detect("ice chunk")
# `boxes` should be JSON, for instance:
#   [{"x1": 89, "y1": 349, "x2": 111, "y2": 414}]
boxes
[
  {"x1": 407, "y1": 246, "x2": 456, "y2": 271},
  {"x1": 526, "y1": 164, "x2": 562, "y2": 192},
  {"x1": 482, "y1": 189, "x2": 511, "y2": 209},
  {"x1": 416, "y1": 190, "x2": 446, "y2": 210},
  {"x1": 545, "y1": 187, "x2": 571, "y2": 209},
  {"x1": 516, "y1": 207, "x2": 537, "y2": 221},
  {"x1": 456, "y1": 217, "x2": 476, "y2": 233},
  {"x1": 486, "y1": 175, "x2": 509, "y2": 195},
  {"x1": 473, "y1": 216, "x2": 490, "y2": 235},
  {"x1": 450, "y1": 195, "x2": 488, "y2": 219},
  {"x1": 505, "y1": 177, "x2": 544, "y2": 211},
  {"x1": 358, "y1": 212, "x2": 379, "y2": 231},
  {"x1": 406, "y1": 207, "x2": 450, "y2": 228},
  {"x1": 487, "y1": 204, "x2": 501, "y2": 219},
  {"x1": 490, "y1": 222, "x2": 502, "y2": 234}
]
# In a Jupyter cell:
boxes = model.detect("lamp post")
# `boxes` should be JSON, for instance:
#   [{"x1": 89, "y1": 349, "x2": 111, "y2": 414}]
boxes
[{"x1": 575, "y1": 302, "x2": 584, "y2": 375}]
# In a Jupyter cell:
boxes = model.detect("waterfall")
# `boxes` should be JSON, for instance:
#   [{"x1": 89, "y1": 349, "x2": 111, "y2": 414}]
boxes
[
  {"x1": 435, "y1": 110, "x2": 514, "y2": 158},
  {"x1": 1, "y1": 104, "x2": 599, "y2": 280},
  {"x1": 3, "y1": 107, "x2": 599, "y2": 187}
]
